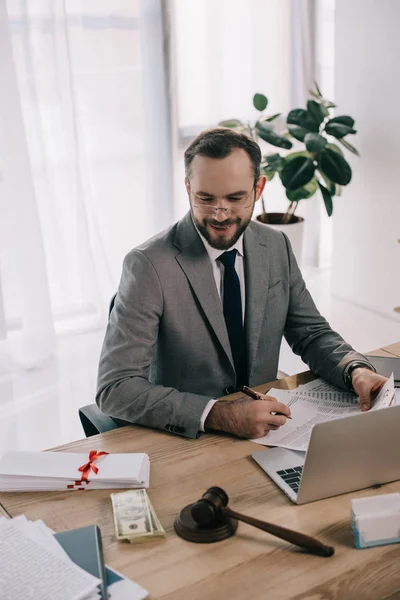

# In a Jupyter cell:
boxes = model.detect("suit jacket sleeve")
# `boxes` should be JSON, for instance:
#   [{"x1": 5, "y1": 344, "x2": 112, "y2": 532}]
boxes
[
  {"x1": 96, "y1": 249, "x2": 212, "y2": 438},
  {"x1": 282, "y1": 233, "x2": 372, "y2": 389}
]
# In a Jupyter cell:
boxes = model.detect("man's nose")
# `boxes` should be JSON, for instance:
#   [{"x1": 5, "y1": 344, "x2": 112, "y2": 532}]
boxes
[
  {"x1": 214, "y1": 206, "x2": 229, "y2": 221},
  {"x1": 214, "y1": 197, "x2": 230, "y2": 219}
]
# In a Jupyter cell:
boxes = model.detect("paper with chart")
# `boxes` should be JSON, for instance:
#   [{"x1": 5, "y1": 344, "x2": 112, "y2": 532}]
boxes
[{"x1": 250, "y1": 373, "x2": 395, "y2": 451}]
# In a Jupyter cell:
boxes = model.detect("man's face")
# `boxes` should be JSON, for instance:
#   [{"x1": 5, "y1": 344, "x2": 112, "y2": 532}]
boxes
[{"x1": 186, "y1": 148, "x2": 266, "y2": 250}]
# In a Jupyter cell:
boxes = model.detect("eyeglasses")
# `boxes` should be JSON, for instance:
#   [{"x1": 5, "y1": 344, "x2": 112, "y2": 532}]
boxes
[{"x1": 191, "y1": 186, "x2": 255, "y2": 216}]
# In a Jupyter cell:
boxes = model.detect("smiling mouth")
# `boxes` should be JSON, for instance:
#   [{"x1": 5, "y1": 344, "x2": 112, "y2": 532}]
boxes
[{"x1": 209, "y1": 222, "x2": 236, "y2": 231}]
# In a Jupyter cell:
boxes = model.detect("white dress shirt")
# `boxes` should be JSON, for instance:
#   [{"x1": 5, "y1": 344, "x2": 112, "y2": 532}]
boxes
[{"x1": 194, "y1": 225, "x2": 246, "y2": 432}]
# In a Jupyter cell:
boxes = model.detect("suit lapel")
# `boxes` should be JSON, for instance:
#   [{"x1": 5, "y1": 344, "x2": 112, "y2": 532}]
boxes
[
  {"x1": 244, "y1": 223, "x2": 271, "y2": 380},
  {"x1": 174, "y1": 214, "x2": 234, "y2": 369}
]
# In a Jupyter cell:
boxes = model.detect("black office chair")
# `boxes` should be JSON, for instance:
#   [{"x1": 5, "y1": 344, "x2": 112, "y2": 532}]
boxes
[
  {"x1": 78, "y1": 404, "x2": 122, "y2": 437},
  {"x1": 79, "y1": 292, "x2": 129, "y2": 437}
]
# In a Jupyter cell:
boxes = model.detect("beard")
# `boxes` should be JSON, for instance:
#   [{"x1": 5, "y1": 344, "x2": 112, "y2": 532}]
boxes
[{"x1": 193, "y1": 213, "x2": 252, "y2": 250}]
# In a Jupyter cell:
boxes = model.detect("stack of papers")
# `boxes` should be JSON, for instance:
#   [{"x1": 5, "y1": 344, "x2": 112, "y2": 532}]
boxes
[
  {"x1": 0, "y1": 515, "x2": 148, "y2": 600},
  {"x1": 251, "y1": 373, "x2": 395, "y2": 451},
  {"x1": 0, "y1": 515, "x2": 101, "y2": 600},
  {"x1": 0, "y1": 451, "x2": 150, "y2": 492}
]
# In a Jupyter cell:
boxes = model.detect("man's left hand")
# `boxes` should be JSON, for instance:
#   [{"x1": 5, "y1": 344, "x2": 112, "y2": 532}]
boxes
[{"x1": 351, "y1": 368, "x2": 388, "y2": 411}]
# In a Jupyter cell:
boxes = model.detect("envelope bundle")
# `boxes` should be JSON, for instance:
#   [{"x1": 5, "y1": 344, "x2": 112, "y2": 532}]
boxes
[{"x1": 0, "y1": 450, "x2": 150, "y2": 492}]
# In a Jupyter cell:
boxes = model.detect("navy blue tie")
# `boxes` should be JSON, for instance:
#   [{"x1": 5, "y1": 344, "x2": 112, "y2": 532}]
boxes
[{"x1": 218, "y1": 250, "x2": 247, "y2": 390}]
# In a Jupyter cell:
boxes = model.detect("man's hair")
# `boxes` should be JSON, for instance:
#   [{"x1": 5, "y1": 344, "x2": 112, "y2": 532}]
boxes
[{"x1": 184, "y1": 127, "x2": 261, "y2": 181}]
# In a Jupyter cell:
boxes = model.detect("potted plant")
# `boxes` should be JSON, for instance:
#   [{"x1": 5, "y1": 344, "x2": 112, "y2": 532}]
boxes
[{"x1": 218, "y1": 83, "x2": 359, "y2": 259}]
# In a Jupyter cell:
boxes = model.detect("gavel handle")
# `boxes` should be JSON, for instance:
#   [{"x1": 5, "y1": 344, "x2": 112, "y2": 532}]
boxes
[{"x1": 223, "y1": 507, "x2": 334, "y2": 557}]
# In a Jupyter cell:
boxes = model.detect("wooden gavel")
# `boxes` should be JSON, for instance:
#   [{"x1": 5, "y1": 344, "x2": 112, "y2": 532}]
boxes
[{"x1": 190, "y1": 487, "x2": 334, "y2": 557}]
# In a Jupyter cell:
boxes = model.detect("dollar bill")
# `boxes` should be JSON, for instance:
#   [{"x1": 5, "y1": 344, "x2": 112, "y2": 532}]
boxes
[
  {"x1": 146, "y1": 495, "x2": 166, "y2": 539},
  {"x1": 111, "y1": 489, "x2": 165, "y2": 543}
]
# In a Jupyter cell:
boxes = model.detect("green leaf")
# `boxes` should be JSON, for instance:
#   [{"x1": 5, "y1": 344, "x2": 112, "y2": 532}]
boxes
[
  {"x1": 262, "y1": 113, "x2": 281, "y2": 122},
  {"x1": 337, "y1": 137, "x2": 360, "y2": 156},
  {"x1": 309, "y1": 89, "x2": 321, "y2": 100},
  {"x1": 304, "y1": 132, "x2": 327, "y2": 152},
  {"x1": 326, "y1": 143, "x2": 343, "y2": 156},
  {"x1": 287, "y1": 125, "x2": 308, "y2": 142},
  {"x1": 308, "y1": 89, "x2": 336, "y2": 108},
  {"x1": 314, "y1": 81, "x2": 323, "y2": 96},
  {"x1": 218, "y1": 119, "x2": 245, "y2": 129},
  {"x1": 319, "y1": 103, "x2": 330, "y2": 118},
  {"x1": 285, "y1": 151, "x2": 313, "y2": 161},
  {"x1": 263, "y1": 152, "x2": 283, "y2": 170},
  {"x1": 318, "y1": 182, "x2": 333, "y2": 216},
  {"x1": 287, "y1": 109, "x2": 307, "y2": 126},
  {"x1": 261, "y1": 152, "x2": 282, "y2": 181},
  {"x1": 325, "y1": 121, "x2": 357, "y2": 138},
  {"x1": 307, "y1": 100, "x2": 325, "y2": 126},
  {"x1": 286, "y1": 177, "x2": 319, "y2": 201},
  {"x1": 287, "y1": 108, "x2": 319, "y2": 132},
  {"x1": 261, "y1": 166, "x2": 276, "y2": 181},
  {"x1": 280, "y1": 156, "x2": 315, "y2": 190},
  {"x1": 317, "y1": 169, "x2": 335, "y2": 195},
  {"x1": 319, "y1": 148, "x2": 352, "y2": 185},
  {"x1": 256, "y1": 123, "x2": 293, "y2": 149},
  {"x1": 253, "y1": 93, "x2": 268, "y2": 111},
  {"x1": 328, "y1": 115, "x2": 355, "y2": 128}
]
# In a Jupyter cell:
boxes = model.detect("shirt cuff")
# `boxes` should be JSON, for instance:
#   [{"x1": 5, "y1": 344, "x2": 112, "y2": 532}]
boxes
[{"x1": 199, "y1": 399, "x2": 217, "y2": 432}]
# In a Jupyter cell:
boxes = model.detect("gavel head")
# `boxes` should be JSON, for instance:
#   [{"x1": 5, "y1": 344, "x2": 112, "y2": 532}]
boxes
[{"x1": 190, "y1": 486, "x2": 229, "y2": 527}]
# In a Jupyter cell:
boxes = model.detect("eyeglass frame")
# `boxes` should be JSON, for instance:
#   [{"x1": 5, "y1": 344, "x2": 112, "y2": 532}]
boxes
[{"x1": 190, "y1": 181, "x2": 258, "y2": 216}]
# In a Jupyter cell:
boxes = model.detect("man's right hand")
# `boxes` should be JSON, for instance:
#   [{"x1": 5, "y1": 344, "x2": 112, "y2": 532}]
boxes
[{"x1": 204, "y1": 394, "x2": 291, "y2": 439}]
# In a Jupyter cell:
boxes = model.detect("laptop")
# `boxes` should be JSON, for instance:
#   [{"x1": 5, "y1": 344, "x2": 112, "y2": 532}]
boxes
[
  {"x1": 367, "y1": 355, "x2": 400, "y2": 386},
  {"x1": 252, "y1": 404, "x2": 400, "y2": 504}
]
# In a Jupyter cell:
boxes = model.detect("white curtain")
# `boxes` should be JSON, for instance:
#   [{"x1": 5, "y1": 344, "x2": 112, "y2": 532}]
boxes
[
  {"x1": 0, "y1": 0, "x2": 172, "y2": 373},
  {"x1": 173, "y1": 0, "x2": 292, "y2": 134},
  {"x1": 172, "y1": 0, "x2": 334, "y2": 268},
  {"x1": 171, "y1": 0, "x2": 303, "y2": 222}
]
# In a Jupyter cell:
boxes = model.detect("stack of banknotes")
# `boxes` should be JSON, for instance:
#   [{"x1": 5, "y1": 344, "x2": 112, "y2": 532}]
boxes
[{"x1": 111, "y1": 489, "x2": 166, "y2": 543}]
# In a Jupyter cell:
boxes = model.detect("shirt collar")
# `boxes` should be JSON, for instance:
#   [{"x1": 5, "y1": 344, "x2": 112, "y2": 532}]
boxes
[{"x1": 192, "y1": 217, "x2": 244, "y2": 262}]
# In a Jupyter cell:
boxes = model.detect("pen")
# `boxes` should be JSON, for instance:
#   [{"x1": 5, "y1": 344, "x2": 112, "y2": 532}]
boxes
[{"x1": 241, "y1": 386, "x2": 292, "y2": 419}]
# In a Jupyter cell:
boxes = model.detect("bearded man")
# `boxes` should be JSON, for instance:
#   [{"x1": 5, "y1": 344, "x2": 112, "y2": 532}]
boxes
[{"x1": 96, "y1": 128, "x2": 385, "y2": 439}]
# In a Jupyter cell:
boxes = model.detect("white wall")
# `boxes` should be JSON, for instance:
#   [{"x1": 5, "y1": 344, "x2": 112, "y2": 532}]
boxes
[{"x1": 332, "y1": 0, "x2": 400, "y2": 321}]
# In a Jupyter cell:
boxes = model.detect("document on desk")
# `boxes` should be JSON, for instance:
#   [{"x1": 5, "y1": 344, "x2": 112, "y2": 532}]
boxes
[
  {"x1": 0, "y1": 515, "x2": 149, "y2": 600},
  {"x1": 251, "y1": 374, "x2": 395, "y2": 451},
  {"x1": 0, "y1": 451, "x2": 150, "y2": 492},
  {"x1": 0, "y1": 516, "x2": 101, "y2": 600}
]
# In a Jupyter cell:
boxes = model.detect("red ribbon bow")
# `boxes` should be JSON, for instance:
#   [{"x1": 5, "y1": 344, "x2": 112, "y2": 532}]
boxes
[{"x1": 78, "y1": 450, "x2": 109, "y2": 482}]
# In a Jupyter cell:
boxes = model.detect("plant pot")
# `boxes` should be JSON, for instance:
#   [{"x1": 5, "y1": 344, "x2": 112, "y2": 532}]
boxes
[{"x1": 255, "y1": 213, "x2": 304, "y2": 264}]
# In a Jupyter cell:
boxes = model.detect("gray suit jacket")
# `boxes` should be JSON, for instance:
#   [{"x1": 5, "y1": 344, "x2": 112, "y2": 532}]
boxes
[{"x1": 96, "y1": 212, "x2": 368, "y2": 438}]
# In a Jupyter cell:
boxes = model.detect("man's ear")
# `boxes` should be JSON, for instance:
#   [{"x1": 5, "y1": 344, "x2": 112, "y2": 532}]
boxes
[{"x1": 255, "y1": 175, "x2": 267, "y2": 201}]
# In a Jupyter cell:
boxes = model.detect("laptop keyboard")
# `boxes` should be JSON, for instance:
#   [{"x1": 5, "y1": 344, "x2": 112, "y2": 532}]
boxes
[{"x1": 276, "y1": 466, "x2": 303, "y2": 494}]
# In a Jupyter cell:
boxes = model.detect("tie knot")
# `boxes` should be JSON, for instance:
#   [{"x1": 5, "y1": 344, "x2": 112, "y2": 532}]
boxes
[{"x1": 218, "y1": 249, "x2": 237, "y2": 269}]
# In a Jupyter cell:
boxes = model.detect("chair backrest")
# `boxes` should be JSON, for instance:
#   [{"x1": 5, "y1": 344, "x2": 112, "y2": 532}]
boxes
[
  {"x1": 109, "y1": 292, "x2": 117, "y2": 318},
  {"x1": 78, "y1": 291, "x2": 121, "y2": 437}
]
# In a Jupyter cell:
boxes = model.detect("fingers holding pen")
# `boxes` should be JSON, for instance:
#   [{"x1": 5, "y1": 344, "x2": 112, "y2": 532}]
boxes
[
  {"x1": 206, "y1": 392, "x2": 291, "y2": 438},
  {"x1": 242, "y1": 386, "x2": 291, "y2": 419}
]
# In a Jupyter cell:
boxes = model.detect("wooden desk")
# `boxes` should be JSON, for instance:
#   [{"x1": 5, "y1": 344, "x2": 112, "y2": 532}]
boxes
[{"x1": 1, "y1": 342, "x2": 400, "y2": 599}]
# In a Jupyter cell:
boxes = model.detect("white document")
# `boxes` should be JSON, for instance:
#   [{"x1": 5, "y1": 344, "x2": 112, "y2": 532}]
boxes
[
  {"x1": 0, "y1": 516, "x2": 148, "y2": 600},
  {"x1": 251, "y1": 374, "x2": 395, "y2": 451},
  {"x1": 0, "y1": 518, "x2": 101, "y2": 600},
  {"x1": 0, "y1": 451, "x2": 150, "y2": 492}
]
